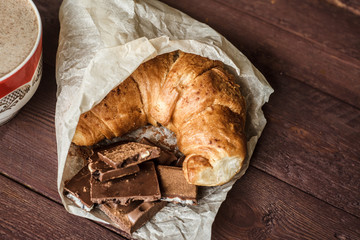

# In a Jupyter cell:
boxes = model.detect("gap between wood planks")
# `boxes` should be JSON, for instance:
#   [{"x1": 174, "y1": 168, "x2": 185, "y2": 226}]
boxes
[
  {"x1": 215, "y1": 0, "x2": 360, "y2": 65},
  {"x1": 279, "y1": 71, "x2": 360, "y2": 111},
  {"x1": 2, "y1": 65, "x2": 359, "y2": 219},
  {"x1": 1, "y1": 162, "x2": 358, "y2": 235},
  {"x1": 1, "y1": 166, "x2": 358, "y2": 240},
  {"x1": 0, "y1": 172, "x2": 129, "y2": 239},
  {"x1": 160, "y1": 0, "x2": 360, "y2": 108},
  {"x1": 250, "y1": 166, "x2": 360, "y2": 220},
  {"x1": 212, "y1": 167, "x2": 360, "y2": 239},
  {"x1": 38, "y1": 0, "x2": 360, "y2": 107},
  {"x1": 253, "y1": 72, "x2": 360, "y2": 216}
]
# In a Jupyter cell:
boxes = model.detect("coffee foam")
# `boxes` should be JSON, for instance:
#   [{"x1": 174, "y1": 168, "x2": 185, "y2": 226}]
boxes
[{"x1": 0, "y1": 0, "x2": 39, "y2": 78}]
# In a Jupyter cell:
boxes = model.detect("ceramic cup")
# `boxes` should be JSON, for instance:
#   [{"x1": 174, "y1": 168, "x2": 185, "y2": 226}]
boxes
[{"x1": 0, "y1": 0, "x2": 43, "y2": 125}]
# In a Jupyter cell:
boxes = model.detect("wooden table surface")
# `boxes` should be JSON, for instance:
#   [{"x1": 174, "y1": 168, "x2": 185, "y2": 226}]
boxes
[{"x1": 1, "y1": 0, "x2": 359, "y2": 239}]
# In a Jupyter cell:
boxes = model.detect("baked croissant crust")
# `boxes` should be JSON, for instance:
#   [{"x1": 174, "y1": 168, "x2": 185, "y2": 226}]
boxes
[{"x1": 72, "y1": 51, "x2": 246, "y2": 186}]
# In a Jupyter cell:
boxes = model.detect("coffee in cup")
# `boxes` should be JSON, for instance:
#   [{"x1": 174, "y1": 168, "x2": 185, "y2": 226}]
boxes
[{"x1": 0, "y1": 0, "x2": 42, "y2": 125}]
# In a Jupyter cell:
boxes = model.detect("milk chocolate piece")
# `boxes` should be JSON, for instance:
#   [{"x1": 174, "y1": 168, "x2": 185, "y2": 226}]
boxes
[
  {"x1": 88, "y1": 154, "x2": 139, "y2": 182},
  {"x1": 157, "y1": 165, "x2": 197, "y2": 205},
  {"x1": 90, "y1": 161, "x2": 161, "y2": 204},
  {"x1": 99, "y1": 200, "x2": 167, "y2": 234},
  {"x1": 139, "y1": 138, "x2": 177, "y2": 165},
  {"x1": 64, "y1": 165, "x2": 93, "y2": 211},
  {"x1": 98, "y1": 142, "x2": 161, "y2": 168}
]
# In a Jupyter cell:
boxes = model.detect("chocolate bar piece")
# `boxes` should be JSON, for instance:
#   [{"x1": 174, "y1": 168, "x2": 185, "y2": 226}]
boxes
[
  {"x1": 139, "y1": 138, "x2": 177, "y2": 165},
  {"x1": 100, "y1": 200, "x2": 167, "y2": 234},
  {"x1": 90, "y1": 161, "x2": 161, "y2": 205},
  {"x1": 88, "y1": 154, "x2": 139, "y2": 182},
  {"x1": 156, "y1": 165, "x2": 197, "y2": 205},
  {"x1": 98, "y1": 142, "x2": 161, "y2": 168},
  {"x1": 172, "y1": 155, "x2": 185, "y2": 167},
  {"x1": 64, "y1": 165, "x2": 93, "y2": 211}
]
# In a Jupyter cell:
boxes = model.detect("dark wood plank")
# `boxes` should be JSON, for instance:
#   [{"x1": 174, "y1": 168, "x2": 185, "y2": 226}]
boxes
[
  {"x1": 1, "y1": 62, "x2": 358, "y2": 238},
  {"x1": 160, "y1": 0, "x2": 360, "y2": 108},
  {"x1": 326, "y1": 0, "x2": 360, "y2": 16},
  {"x1": 253, "y1": 73, "x2": 360, "y2": 217},
  {"x1": 0, "y1": 174, "x2": 124, "y2": 239},
  {"x1": 1, "y1": 53, "x2": 359, "y2": 223},
  {"x1": 1, "y1": 0, "x2": 359, "y2": 238},
  {"x1": 220, "y1": 0, "x2": 360, "y2": 60},
  {"x1": 0, "y1": 63, "x2": 132, "y2": 238},
  {"x1": 0, "y1": 63, "x2": 59, "y2": 202},
  {"x1": 212, "y1": 167, "x2": 360, "y2": 240},
  {"x1": 33, "y1": 0, "x2": 63, "y2": 66}
]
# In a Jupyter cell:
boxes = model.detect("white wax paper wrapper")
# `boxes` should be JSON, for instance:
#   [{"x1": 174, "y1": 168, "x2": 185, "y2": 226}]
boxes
[{"x1": 55, "y1": 0, "x2": 274, "y2": 239}]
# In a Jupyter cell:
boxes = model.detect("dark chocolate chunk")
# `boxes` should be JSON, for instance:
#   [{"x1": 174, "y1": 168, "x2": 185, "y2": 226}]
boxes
[
  {"x1": 139, "y1": 138, "x2": 177, "y2": 165},
  {"x1": 64, "y1": 165, "x2": 93, "y2": 211},
  {"x1": 99, "y1": 200, "x2": 167, "y2": 234},
  {"x1": 156, "y1": 165, "x2": 197, "y2": 205},
  {"x1": 97, "y1": 142, "x2": 161, "y2": 168},
  {"x1": 172, "y1": 155, "x2": 185, "y2": 167},
  {"x1": 90, "y1": 161, "x2": 161, "y2": 205},
  {"x1": 88, "y1": 154, "x2": 139, "y2": 182}
]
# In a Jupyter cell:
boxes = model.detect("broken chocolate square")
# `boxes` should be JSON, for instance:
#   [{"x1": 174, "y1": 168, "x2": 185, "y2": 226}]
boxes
[
  {"x1": 64, "y1": 165, "x2": 93, "y2": 211},
  {"x1": 156, "y1": 165, "x2": 197, "y2": 205},
  {"x1": 88, "y1": 154, "x2": 139, "y2": 182},
  {"x1": 97, "y1": 142, "x2": 161, "y2": 168},
  {"x1": 99, "y1": 200, "x2": 167, "y2": 234},
  {"x1": 139, "y1": 138, "x2": 177, "y2": 165},
  {"x1": 90, "y1": 161, "x2": 161, "y2": 205}
]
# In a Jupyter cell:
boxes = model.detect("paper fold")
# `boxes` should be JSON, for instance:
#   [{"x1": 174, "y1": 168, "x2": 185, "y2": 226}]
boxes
[{"x1": 55, "y1": 0, "x2": 273, "y2": 239}]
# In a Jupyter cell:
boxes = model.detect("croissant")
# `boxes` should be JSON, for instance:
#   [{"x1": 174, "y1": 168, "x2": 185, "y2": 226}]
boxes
[{"x1": 73, "y1": 51, "x2": 246, "y2": 186}]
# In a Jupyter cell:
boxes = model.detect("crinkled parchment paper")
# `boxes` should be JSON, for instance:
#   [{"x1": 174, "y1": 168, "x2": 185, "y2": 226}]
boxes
[{"x1": 55, "y1": 0, "x2": 274, "y2": 239}]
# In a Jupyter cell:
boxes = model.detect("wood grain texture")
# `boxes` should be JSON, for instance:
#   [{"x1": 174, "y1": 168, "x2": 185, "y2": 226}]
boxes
[
  {"x1": 1, "y1": 64, "x2": 358, "y2": 239},
  {"x1": 326, "y1": 0, "x2": 360, "y2": 15},
  {"x1": 220, "y1": 0, "x2": 360, "y2": 60},
  {"x1": 33, "y1": 0, "x2": 63, "y2": 66},
  {"x1": 0, "y1": 174, "x2": 124, "y2": 240},
  {"x1": 0, "y1": 63, "x2": 59, "y2": 202},
  {"x1": 160, "y1": 0, "x2": 360, "y2": 108},
  {"x1": 0, "y1": 64, "x2": 132, "y2": 239},
  {"x1": 212, "y1": 167, "x2": 360, "y2": 240},
  {"x1": 253, "y1": 74, "x2": 360, "y2": 217},
  {"x1": 1, "y1": 0, "x2": 359, "y2": 239}
]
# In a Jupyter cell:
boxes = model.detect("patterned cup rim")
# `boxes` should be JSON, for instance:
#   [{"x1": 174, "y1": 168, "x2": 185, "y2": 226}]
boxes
[{"x1": 0, "y1": 0, "x2": 42, "y2": 82}]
